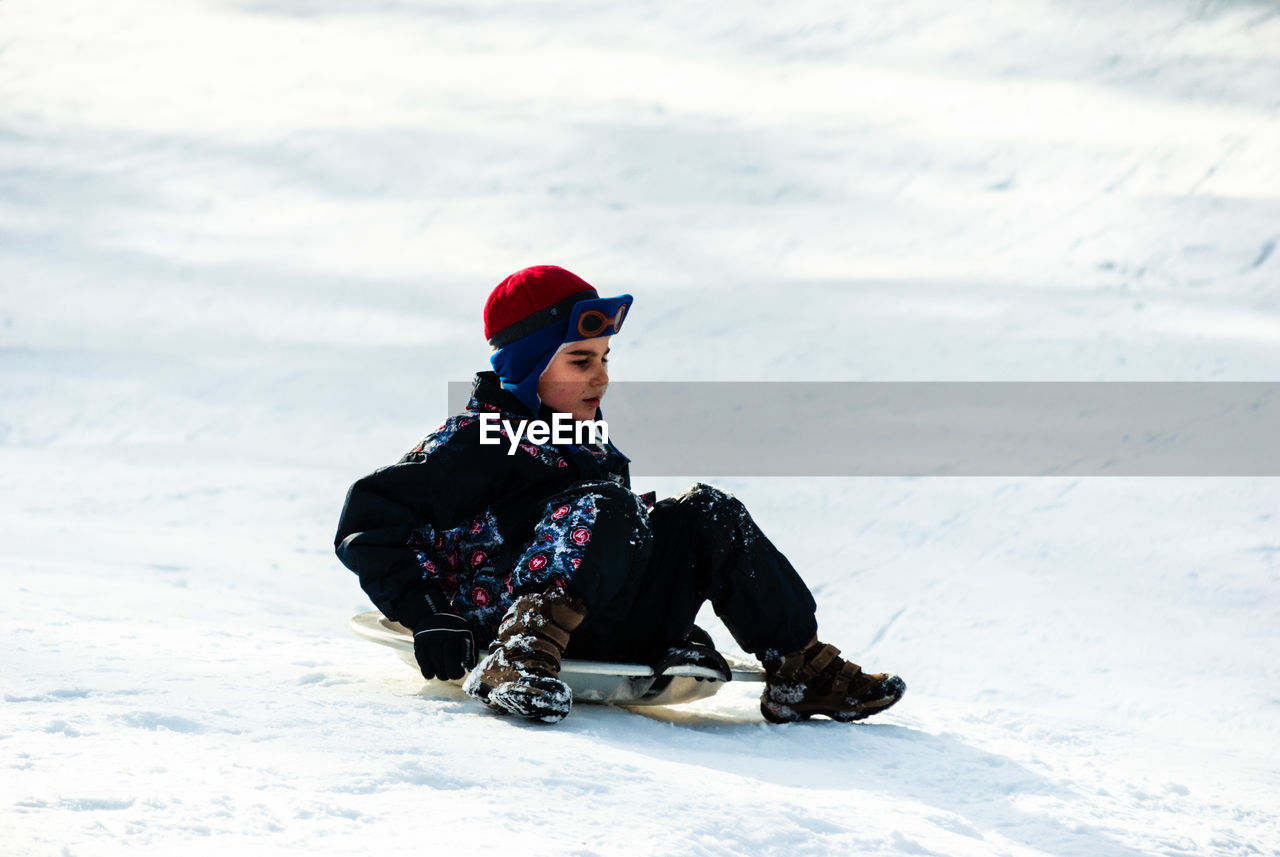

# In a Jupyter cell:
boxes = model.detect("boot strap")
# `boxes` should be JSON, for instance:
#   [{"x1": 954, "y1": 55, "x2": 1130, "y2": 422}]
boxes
[
  {"x1": 800, "y1": 643, "x2": 841, "y2": 681},
  {"x1": 499, "y1": 616, "x2": 571, "y2": 653},
  {"x1": 520, "y1": 634, "x2": 565, "y2": 666},
  {"x1": 537, "y1": 621, "x2": 571, "y2": 652},
  {"x1": 829, "y1": 660, "x2": 864, "y2": 696},
  {"x1": 545, "y1": 600, "x2": 587, "y2": 634},
  {"x1": 497, "y1": 599, "x2": 575, "y2": 651}
]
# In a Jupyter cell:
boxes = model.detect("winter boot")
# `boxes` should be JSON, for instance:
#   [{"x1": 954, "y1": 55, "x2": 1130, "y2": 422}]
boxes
[
  {"x1": 761, "y1": 637, "x2": 906, "y2": 723},
  {"x1": 462, "y1": 591, "x2": 586, "y2": 723}
]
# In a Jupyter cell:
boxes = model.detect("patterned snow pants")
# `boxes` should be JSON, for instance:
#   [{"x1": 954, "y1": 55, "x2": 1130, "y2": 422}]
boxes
[{"x1": 519, "y1": 481, "x2": 819, "y2": 662}]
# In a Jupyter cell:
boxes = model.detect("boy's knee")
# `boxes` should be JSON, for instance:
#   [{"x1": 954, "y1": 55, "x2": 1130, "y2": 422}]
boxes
[
  {"x1": 514, "y1": 481, "x2": 652, "y2": 596},
  {"x1": 544, "y1": 480, "x2": 643, "y2": 518},
  {"x1": 591, "y1": 480, "x2": 644, "y2": 507},
  {"x1": 676, "y1": 482, "x2": 744, "y2": 515},
  {"x1": 538, "y1": 481, "x2": 651, "y2": 547}
]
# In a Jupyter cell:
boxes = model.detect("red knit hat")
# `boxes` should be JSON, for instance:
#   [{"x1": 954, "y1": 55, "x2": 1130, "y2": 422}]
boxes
[{"x1": 483, "y1": 265, "x2": 598, "y2": 348}]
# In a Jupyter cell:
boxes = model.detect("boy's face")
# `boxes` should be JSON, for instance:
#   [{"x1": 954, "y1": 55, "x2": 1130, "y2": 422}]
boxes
[{"x1": 537, "y1": 336, "x2": 611, "y2": 422}]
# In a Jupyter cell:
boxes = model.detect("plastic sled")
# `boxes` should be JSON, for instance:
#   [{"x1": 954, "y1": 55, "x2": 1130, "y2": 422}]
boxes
[{"x1": 350, "y1": 611, "x2": 764, "y2": 707}]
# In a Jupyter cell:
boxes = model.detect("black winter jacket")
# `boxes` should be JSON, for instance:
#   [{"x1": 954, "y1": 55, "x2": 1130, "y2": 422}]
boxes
[{"x1": 334, "y1": 371, "x2": 631, "y2": 633}]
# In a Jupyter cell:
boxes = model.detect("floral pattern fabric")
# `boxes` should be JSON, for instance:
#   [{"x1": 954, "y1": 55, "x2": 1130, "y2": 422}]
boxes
[
  {"x1": 408, "y1": 491, "x2": 604, "y2": 636},
  {"x1": 401, "y1": 390, "x2": 626, "y2": 635},
  {"x1": 510, "y1": 494, "x2": 599, "y2": 595}
]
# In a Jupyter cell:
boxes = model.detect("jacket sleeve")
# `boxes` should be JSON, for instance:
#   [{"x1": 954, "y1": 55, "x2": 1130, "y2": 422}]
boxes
[{"x1": 334, "y1": 432, "x2": 508, "y2": 630}]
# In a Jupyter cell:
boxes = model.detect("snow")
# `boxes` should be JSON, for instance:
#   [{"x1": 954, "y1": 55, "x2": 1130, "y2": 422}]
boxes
[{"x1": 2, "y1": 0, "x2": 1278, "y2": 854}]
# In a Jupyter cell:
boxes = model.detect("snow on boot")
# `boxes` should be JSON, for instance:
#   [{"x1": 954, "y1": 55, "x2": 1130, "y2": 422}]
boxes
[
  {"x1": 462, "y1": 591, "x2": 586, "y2": 723},
  {"x1": 761, "y1": 638, "x2": 906, "y2": 723}
]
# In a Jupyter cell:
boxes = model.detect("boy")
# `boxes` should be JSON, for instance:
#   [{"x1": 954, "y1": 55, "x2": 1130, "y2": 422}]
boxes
[{"x1": 335, "y1": 265, "x2": 906, "y2": 723}]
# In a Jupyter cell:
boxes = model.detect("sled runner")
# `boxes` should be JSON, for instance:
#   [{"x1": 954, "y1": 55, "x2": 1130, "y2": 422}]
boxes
[{"x1": 350, "y1": 611, "x2": 765, "y2": 706}]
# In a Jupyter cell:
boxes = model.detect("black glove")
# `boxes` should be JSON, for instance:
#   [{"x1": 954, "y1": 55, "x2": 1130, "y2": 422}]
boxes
[{"x1": 413, "y1": 613, "x2": 477, "y2": 681}]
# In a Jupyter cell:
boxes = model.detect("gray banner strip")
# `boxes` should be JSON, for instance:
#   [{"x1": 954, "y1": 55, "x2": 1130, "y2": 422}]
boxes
[{"x1": 448, "y1": 382, "x2": 1280, "y2": 476}]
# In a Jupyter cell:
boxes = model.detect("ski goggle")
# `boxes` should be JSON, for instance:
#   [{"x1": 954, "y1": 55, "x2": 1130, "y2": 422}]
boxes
[{"x1": 565, "y1": 294, "x2": 633, "y2": 342}]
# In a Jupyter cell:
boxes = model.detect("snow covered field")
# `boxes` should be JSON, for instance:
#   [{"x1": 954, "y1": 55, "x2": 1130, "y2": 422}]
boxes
[{"x1": 3, "y1": 0, "x2": 1279, "y2": 854}]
